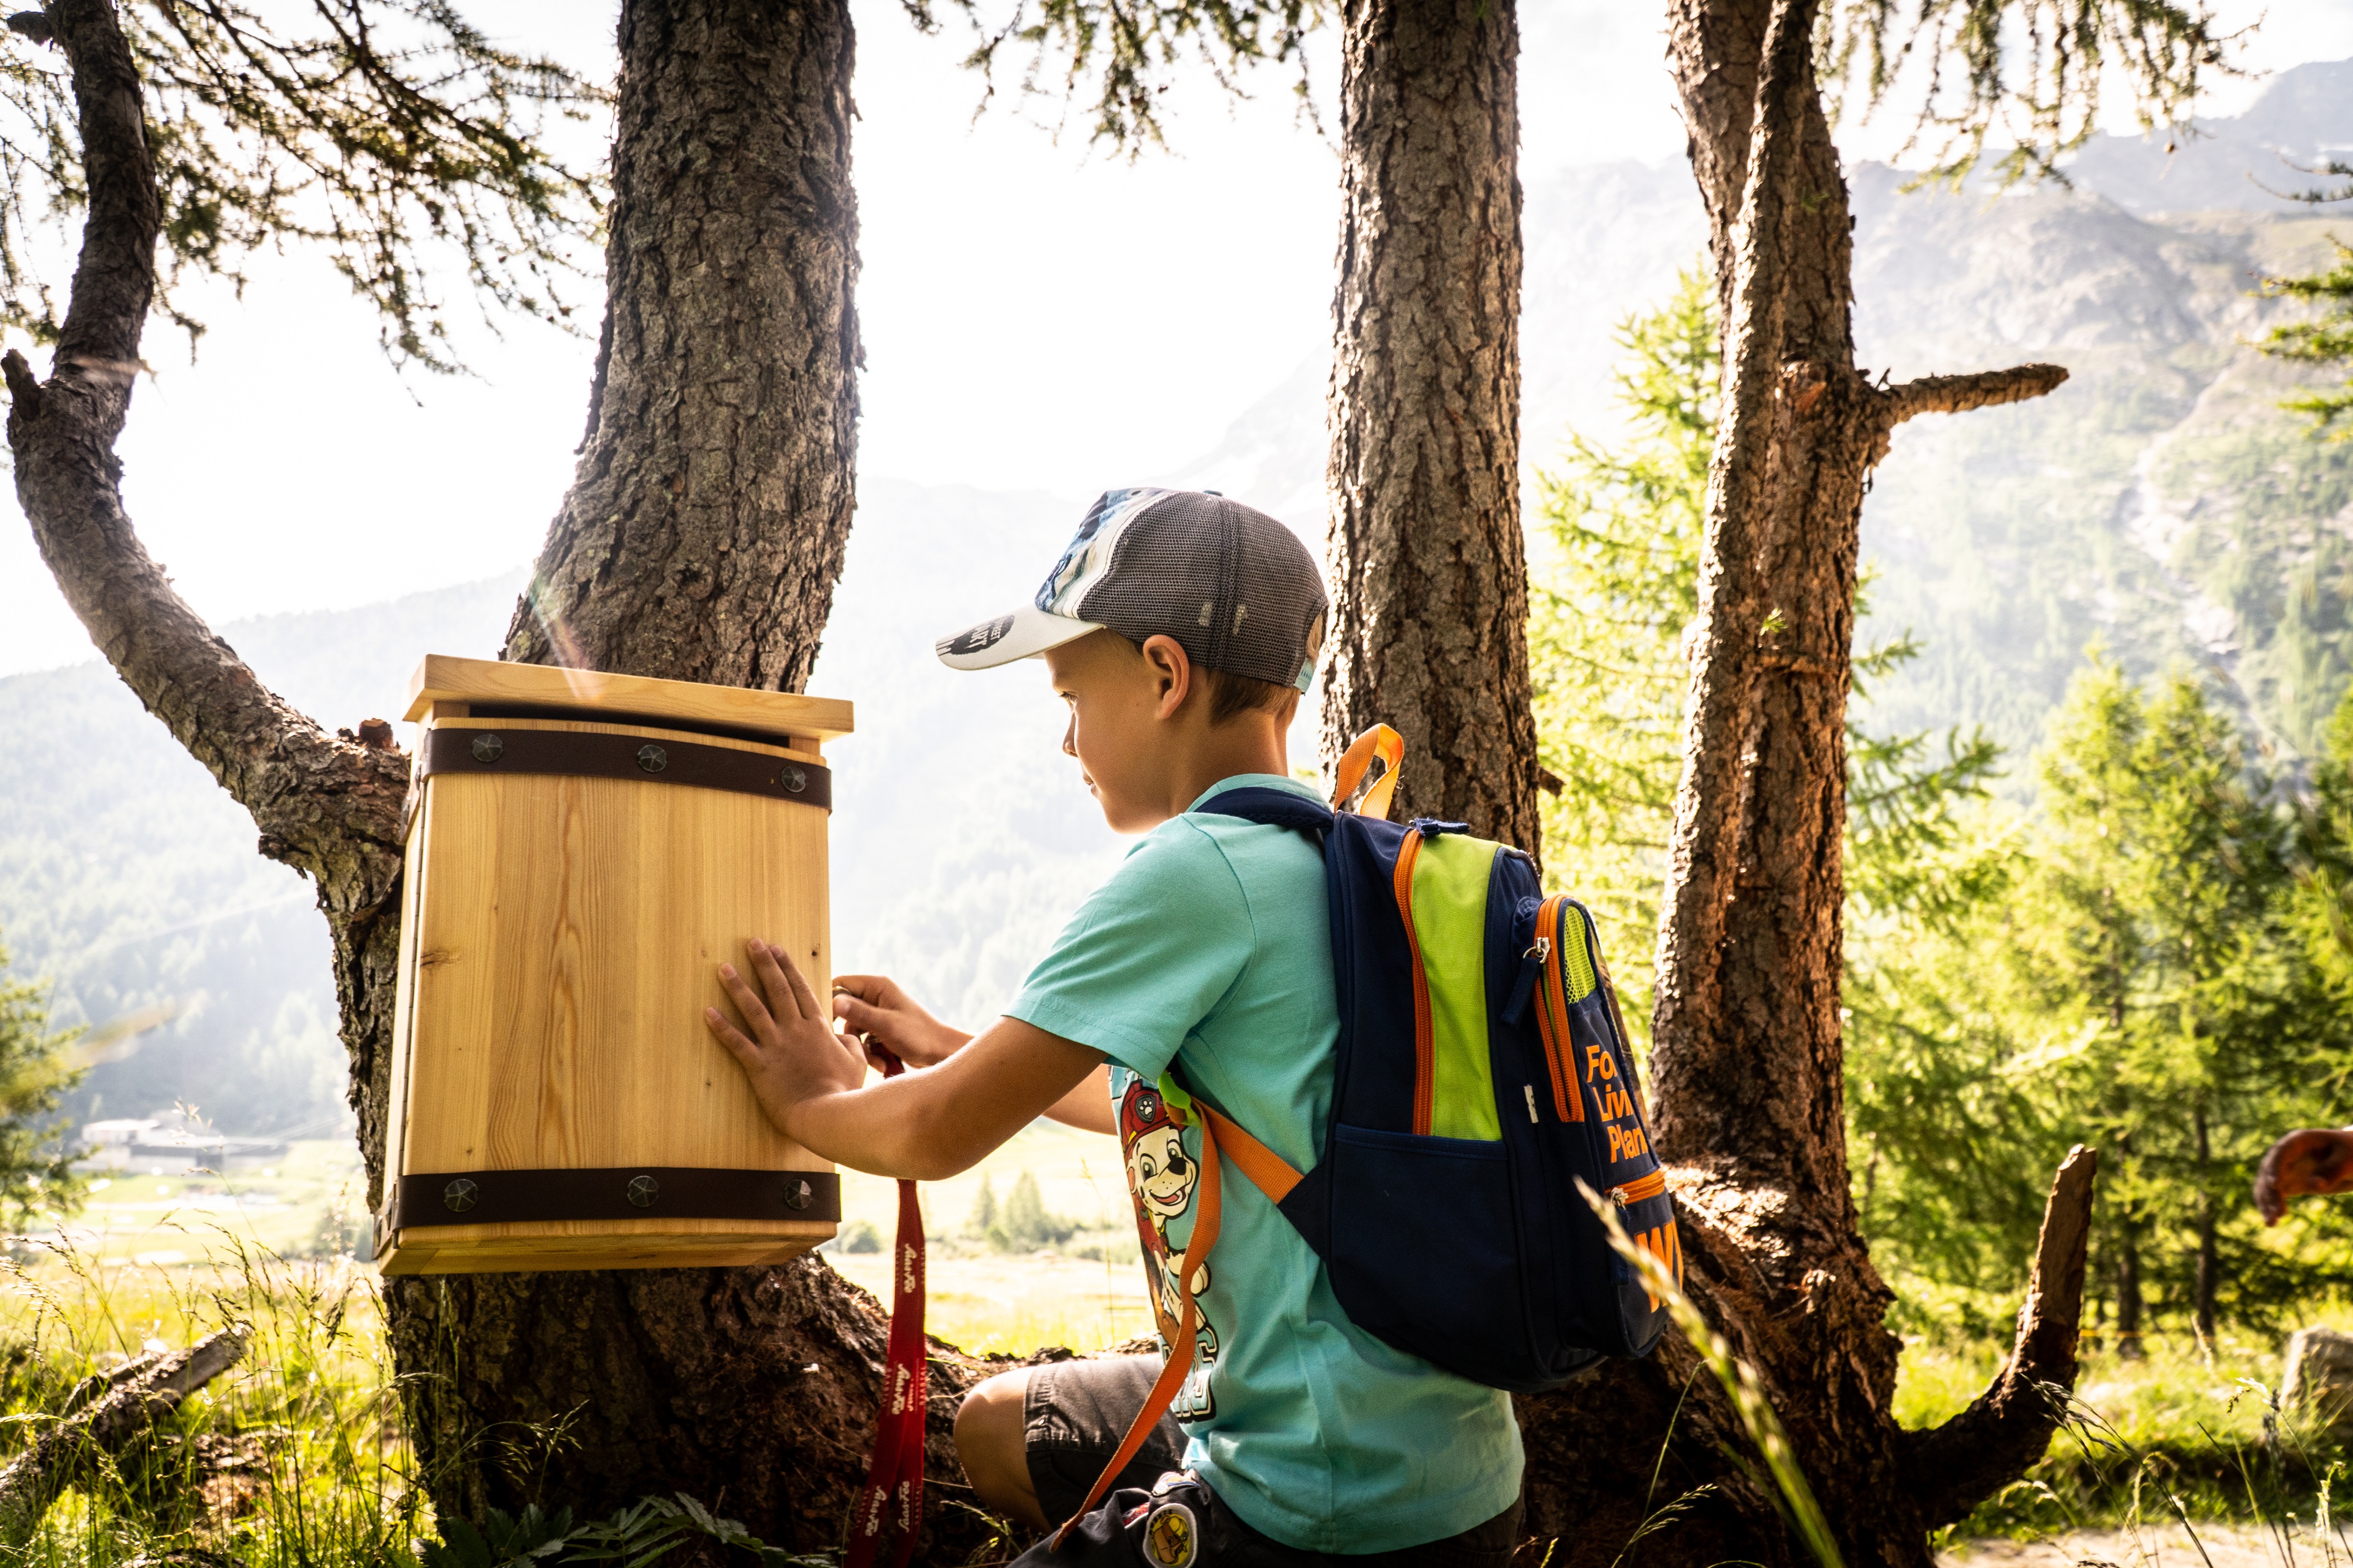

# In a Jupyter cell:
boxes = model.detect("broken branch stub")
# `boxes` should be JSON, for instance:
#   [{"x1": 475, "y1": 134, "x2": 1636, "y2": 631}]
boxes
[
  {"x1": 1903, "y1": 1146, "x2": 2098, "y2": 1527},
  {"x1": 0, "y1": 1325, "x2": 251, "y2": 1547}
]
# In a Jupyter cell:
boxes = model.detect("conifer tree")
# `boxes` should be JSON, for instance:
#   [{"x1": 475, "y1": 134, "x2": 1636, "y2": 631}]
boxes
[
  {"x1": 1530, "y1": 269, "x2": 1997, "y2": 1036},
  {"x1": 0, "y1": 935, "x2": 86, "y2": 1229},
  {"x1": 1849, "y1": 665, "x2": 2353, "y2": 1343}
]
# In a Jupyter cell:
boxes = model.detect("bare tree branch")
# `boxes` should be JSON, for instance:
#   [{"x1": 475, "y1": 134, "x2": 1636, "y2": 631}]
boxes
[
  {"x1": 1905, "y1": 1145, "x2": 2099, "y2": 1527},
  {"x1": 5, "y1": 0, "x2": 405, "y2": 890},
  {"x1": 1883, "y1": 362, "x2": 2069, "y2": 425},
  {"x1": 0, "y1": 1323, "x2": 250, "y2": 1546}
]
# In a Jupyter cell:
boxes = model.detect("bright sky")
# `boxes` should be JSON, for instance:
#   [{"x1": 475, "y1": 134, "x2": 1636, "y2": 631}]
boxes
[{"x1": 0, "y1": 0, "x2": 2347, "y2": 679}]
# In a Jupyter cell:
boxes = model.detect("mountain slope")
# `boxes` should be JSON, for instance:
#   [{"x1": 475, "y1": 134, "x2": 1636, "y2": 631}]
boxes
[
  {"x1": 7, "y1": 64, "x2": 2352, "y2": 1131},
  {"x1": 0, "y1": 483, "x2": 1129, "y2": 1134}
]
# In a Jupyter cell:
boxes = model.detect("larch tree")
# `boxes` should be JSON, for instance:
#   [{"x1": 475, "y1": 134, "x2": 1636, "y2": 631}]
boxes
[
  {"x1": 4, "y1": 0, "x2": 1013, "y2": 1551},
  {"x1": 1318, "y1": 0, "x2": 1539, "y2": 846},
  {"x1": 1512, "y1": 2, "x2": 2219, "y2": 1565}
]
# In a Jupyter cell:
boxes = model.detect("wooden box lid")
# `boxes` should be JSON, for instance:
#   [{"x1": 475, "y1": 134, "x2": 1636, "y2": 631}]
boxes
[{"x1": 403, "y1": 655, "x2": 854, "y2": 743}]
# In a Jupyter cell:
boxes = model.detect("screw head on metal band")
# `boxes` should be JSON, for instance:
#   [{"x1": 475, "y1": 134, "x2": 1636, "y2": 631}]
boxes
[
  {"x1": 443, "y1": 1178, "x2": 479, "y2": 1213},
  {"x1": 781, "y1": 765, "x2": 806, "y2": 793},
  {"x1": 636, "y1": 744, "x2": 668, "y2": 773},
  {"x1": 783, "y1": 1176, "x2": 812, "y2": 1210},
  {"x1": 470, "y1": 733, "x2": 504, "y2": 764},
  {"x1": 626, "y1": 1174, "x2": 659, "y2": 1208}
]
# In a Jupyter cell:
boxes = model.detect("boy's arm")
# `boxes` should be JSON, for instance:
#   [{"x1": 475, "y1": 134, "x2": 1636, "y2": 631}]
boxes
[
  {"x1": 708, "y1": 940, "x2": 1107, "y2": 1179},
  {"x1": 835, "y1": 973, "x2": 1115, "y2": 1135},
  {"x1": 1045, "y1": 1065, "x2": 1116, "y2": 1135}
]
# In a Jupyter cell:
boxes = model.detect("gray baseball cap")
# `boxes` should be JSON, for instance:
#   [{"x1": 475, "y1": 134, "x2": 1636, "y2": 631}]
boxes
[{"x1": 936, "y1": 488, "x2": 1329, "y2": 692}]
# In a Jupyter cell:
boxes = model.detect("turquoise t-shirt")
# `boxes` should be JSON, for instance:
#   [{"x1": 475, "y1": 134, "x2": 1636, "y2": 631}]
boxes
[{"x1": 1006, "y1": 773, "x2": 1523, "y2": 1553}]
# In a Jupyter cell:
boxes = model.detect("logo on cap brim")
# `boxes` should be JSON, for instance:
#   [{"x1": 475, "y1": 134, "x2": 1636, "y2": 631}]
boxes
[
  {"x1": 935, "y1": 604, "x2": 1103, "y2": 671},
  {"x1": 938, "y1": 615, "x2": 1015, "y2": 659}
]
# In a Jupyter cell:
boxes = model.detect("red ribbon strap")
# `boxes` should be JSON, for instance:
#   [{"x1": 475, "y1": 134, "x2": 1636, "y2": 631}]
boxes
[{"x1": 847, "y1": 1056, "x2": 927, "y2": 1568}]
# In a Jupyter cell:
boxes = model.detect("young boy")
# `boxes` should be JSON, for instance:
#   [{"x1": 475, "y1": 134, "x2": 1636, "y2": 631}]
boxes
[{"x1": 704, "y1": 488, "x2": 1524, "y2": 1566}]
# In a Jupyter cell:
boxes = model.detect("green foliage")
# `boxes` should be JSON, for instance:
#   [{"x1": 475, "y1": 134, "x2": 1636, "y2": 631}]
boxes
[
  {"x1": 1527, "y1": 267, "x2": 1715, "y2": 1020},
  {"x1": 968, "y1": 1170, "x2": 997, "y2": 1240},
  {"x1": 906, "y1": 0, "x2": 1322, "y2": 152},
  {"x1": 1534, "y1": 272, "x2": 2353, "y2": 1343},
  {"x1": 421, "y1": 1494, "x2": 838, "y2": 1568},
  {"x1": 835, "y1": 1217, "x2": 883, "y2": 1255},
  {"x1": 1527, "y1": 267, "x2": 1999, "y2": 1037},
  {"x1": 931, "y1": 0, "x2": 2231, "y2": 165},
  {"x1": 1818, "y1": 0, "x2": 2239, "y2": 188},
  {"x1": 0, "y1": 2, "x2": 605, "y2": 369},
  {"x1": 1850, "y1": 663, "x2": 2353, "y2": 1336},
  {"x1": 2259, "y1": 238, "x2": 2353, "y2": 437},
  {"x1": 985, "y1": 1170, "x2": 1076, "y2": 1252},
  {"x1": 0, "y1": 935, "x2": 88, "y2": 1230}
]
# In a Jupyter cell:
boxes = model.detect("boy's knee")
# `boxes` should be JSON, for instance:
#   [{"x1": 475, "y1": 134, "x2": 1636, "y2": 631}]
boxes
[{"x1": 956, "y1": 1368, "x2": 1041, "y2": 1524}]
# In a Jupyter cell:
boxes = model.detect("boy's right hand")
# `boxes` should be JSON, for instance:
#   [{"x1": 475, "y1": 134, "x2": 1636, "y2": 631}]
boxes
[{"x1": 833, "y1": 974, "x2": 971, "y2": 1069}]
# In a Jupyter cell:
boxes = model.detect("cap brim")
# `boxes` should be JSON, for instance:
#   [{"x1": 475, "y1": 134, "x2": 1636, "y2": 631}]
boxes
[{"x1": 935, "y1": 605, "x2": 1102, "y2": 670}]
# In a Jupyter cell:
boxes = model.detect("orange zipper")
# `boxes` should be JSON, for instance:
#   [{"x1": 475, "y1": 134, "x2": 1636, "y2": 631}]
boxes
[
  {"x1": 1607, "y1": 1169, "x2": 1667, "y2": 1206},
  {"x1": 1393, "y1": 829, "x2": 1435, "y2": 1136},
  {"x1": 1530, "y1": 897, "x2": 1582, "y2": 1122}
]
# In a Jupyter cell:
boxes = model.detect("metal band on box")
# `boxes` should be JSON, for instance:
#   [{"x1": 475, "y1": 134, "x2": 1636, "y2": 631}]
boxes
[
  {"x1": 381, "y1": 1166, "x2": 842, "y2": 1232},
  {"x1": 420, "y1": 727, "x2": 833, "y2": 810}
]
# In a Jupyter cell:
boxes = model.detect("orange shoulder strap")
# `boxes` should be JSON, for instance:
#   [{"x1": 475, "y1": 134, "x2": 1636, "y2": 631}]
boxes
[
  {"x1": 1052, "y1": 1113, "x2": 1225, "y2": 1548},
  {"x1": 1050, "y1": 1097, "x2": 1317, "y2": 1548},
  {"x1": 1332, "y1": 726, "x2": 1405, "y2": 820},
  {"x1": 1193, "y1": 1102, "x2": 1304, "y2": 1204}
]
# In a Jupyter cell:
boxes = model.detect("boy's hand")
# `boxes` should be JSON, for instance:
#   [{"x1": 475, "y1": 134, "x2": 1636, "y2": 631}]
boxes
[
  {"x1": 706, "y1": 939, "x2": 872, "y2": 1141},
  {"x1": 833, "y1": 973, "x2": 969, "y2": 1068}
]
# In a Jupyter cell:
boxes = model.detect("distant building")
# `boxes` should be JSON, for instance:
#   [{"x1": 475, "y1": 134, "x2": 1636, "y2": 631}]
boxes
[{"x1": 78, "y1": 1110, "x2": 289, "y2": 1175}]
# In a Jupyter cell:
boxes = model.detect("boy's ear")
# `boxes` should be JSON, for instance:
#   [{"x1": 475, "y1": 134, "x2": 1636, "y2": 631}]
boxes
[{"x1": 1140, "y1": 635, "x2": 1192, "y2": 720}]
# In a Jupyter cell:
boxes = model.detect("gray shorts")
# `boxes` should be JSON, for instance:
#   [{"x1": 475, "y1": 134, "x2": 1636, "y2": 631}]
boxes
[
  {"x1": 1019, "y1": 1355, "x2": 1523, "y2": 1567},
  {"x1": 1022, "y1": 1355, "x2": 1188, "y2": 1524}
]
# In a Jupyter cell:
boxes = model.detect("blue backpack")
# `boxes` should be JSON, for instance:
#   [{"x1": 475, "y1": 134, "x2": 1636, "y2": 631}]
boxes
[
  {"x1": 1049, "y1": 729, "x2": 1684, "y2": 1541},
  {"x1": 1191, "y1": 727, "x2": 1679, "y2": 1391}
]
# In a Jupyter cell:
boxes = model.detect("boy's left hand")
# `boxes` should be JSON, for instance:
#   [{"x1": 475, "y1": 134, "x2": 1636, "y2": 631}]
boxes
[{"x1": 705, "y1": 939, "x2": 872, "y2": 1140}]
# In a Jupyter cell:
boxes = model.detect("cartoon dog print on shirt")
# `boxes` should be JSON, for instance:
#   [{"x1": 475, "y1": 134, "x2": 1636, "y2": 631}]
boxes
[{"x1": 1121, "y1": 1076, "x2": 1218, "y2": 1420}]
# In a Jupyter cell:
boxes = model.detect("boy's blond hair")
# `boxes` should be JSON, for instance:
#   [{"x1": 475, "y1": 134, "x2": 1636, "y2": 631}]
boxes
[{"x1": 1113, "y1": 633, "x2": 1295, "y2": 726}]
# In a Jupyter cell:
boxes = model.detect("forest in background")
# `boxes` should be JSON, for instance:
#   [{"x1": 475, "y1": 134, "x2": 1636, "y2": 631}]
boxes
[
  {"x1": 8, "y1": 61, "x2": 2353, "y2": 1153},
  {"x1": 1536, "y1": 272, "x2": 2353, "y2": 1349}
]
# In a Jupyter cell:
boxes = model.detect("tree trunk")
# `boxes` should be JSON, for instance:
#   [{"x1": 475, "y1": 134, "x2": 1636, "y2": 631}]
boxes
[
  {"x1": 384, "y1": 0, "x2": 1003, "y2": 1547},
  {"x1": 8, "y1": 0, "x2": 1009, "y2": 1556},
  {"x1": 1513, "y1": 2, "x2": 2085, "y2": 1563},
  {"x1": 2117, "y1": 1232, "x2": 2145, "y2": 1359},
  {"x1": 1320, "y1": 0, "x2": 1541, "y2": 852}
]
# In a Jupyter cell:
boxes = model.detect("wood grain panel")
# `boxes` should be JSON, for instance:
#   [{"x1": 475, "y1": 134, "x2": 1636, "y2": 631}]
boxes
[
  {"x1": 403, "y1": 654, "x2": 854, "y2": 742},
  {"x1": 381, "y1": 1220, "x2": 833, "y2": 1276},
  {"x1": 381, "y1": 702, "x2": 838, "y2": 1274}
]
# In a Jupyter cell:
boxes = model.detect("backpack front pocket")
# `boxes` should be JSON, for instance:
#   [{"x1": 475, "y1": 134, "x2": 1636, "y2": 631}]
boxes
[{"x1": 1324, "y1": 1123, "x2": 1542, "y2": 1391}]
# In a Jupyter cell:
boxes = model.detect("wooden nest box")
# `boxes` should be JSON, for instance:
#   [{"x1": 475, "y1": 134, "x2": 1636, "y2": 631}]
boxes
[{"x1": 375, "y1": 655, "x2": 853, "y2": 1275}]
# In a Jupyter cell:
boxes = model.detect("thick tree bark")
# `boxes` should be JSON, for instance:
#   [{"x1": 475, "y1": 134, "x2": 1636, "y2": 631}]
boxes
[
  {"x1": 1321, "y1": 0, "x2": 1540, "y2": 851},
  {"x1": 497, "y1": 0, "x2": 859, "y2": 686},
  {"x1": 389, "y1": 1, "x2": 1006, "y2": 1550},
  {"x1": 1514, "y1": 2, "x2": 2084, "y2": 1564},
  {"x1": 8, "y1": 0, "x2": 1010, "y2": 1557}
]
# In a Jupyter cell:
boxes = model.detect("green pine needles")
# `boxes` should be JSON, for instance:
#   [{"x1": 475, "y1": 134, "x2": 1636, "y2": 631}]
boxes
[
  {"x1": 0, "y1": 935, "x2": 87, "y2": 1235},
  {"x1": 2261, "y1": 241, "x2": 2353, "y2": 439},
  {"x1": 0, "y1": 1, "x2": 605, "y2": 371},
  {"x1": 1531, "y1": 271, "x2": 2353, "y2": 1345},
  {"x1": 1849, "y1": 662, "x2": 2353, "y2": 1340}
]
